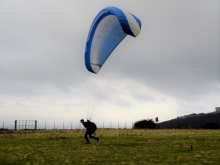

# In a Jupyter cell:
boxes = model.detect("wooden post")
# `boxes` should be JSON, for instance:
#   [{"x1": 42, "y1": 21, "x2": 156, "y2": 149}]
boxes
[
  {"x1": 15, "y1": 120, "x2": 17, "y2": 130},
  {"x1": 25, "y1": 121, "x2": 27, "y2": 130},
  {"x1": 35, "y1": 120, "x2": 37, "y2": 130}
]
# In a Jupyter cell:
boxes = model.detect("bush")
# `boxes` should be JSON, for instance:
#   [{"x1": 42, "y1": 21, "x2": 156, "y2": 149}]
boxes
[{"x1": 133, "y1": 119, "x2": 156, "y2": 129}]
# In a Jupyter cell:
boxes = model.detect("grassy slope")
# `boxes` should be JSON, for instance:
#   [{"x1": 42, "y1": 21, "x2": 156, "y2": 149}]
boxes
[{"x1": 0, "y1": 129, "x2": 220, "y2": 165}]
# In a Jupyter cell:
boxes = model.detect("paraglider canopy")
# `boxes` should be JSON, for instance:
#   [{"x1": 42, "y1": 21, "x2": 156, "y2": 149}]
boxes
[{"x1": 84, "y1": 6, "x2": 142, "y2": 74}]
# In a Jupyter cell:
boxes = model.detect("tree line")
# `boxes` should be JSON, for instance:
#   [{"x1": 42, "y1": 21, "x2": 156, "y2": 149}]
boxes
[
  {"x1": 133, "y1": 113, "x2": 220, "y2": 129},
  {"x1": 157, "y1": 113, "x2": 220, "y2": 129}
]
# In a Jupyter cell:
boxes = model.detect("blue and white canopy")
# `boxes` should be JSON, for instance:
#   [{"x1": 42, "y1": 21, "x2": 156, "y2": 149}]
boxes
[{"x1": 84, "y1": 6, "x2": 142, "y2": 74}]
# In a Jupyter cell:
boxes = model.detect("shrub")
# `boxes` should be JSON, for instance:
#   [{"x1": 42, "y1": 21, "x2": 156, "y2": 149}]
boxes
[{"x1": 133, "y1": 119, "x2": 156, "y2": 129}]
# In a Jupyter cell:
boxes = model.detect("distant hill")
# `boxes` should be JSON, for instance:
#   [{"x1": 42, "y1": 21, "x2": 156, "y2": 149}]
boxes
[{"x1": 157, "y1": 112, "x2": 220, "y2": 129}]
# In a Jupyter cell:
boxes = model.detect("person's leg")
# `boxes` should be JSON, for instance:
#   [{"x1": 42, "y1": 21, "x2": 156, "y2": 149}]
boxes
[
  {"x1": 89, "y1": 132, "x2": 99, "y2": 142},
  {"x1": 85, "y1": 131, "x2": 89, "y2": 143}
]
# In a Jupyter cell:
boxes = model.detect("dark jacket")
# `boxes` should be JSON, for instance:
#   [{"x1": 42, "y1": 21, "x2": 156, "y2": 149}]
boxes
[{"x1": 82, "y1": 120, "x2": 97, "y2": 133}]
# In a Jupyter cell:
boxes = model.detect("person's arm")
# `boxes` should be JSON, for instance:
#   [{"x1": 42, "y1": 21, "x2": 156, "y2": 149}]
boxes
[{"x1": 82, "y1": 122, "x2": 88, "y2": 129}]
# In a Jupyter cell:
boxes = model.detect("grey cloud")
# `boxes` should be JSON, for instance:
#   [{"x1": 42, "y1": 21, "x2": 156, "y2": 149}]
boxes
[
  {"x1": 0, "y1": 1, "x2": 219, "y2": 122},
  {"x1": 113, "y1": 1, "x2": 219, "y2": 101},
  {"x1": 128, "y1": 84, "x2": 156, "y2": 102},
  {"x1": 115, "y1": 98, "x2": 132, "y2": 107}
]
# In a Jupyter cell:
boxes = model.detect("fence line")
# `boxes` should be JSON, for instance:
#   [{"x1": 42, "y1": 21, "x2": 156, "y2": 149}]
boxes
[
  {"x1": 2, "y1": 120, "x2": 218, "y2": 130},
  {"x1": 0, "y1": 121, "x2": 134, "y2": 130}
]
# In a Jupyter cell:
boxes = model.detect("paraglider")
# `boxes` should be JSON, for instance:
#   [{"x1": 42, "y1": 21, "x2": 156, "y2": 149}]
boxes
[
  {"x1": 85, "y1": 6, "x2": 142, "y2": 74},
  {"x1": 81, "y1": 7, "x2": 142, "y2": 144}
]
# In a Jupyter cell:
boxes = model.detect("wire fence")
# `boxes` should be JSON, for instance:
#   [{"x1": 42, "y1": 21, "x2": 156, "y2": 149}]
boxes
[
  {"x1": 0, "y1": 121, "x2": 135, "y2": 130},
  {"x1": 1, "y1": 120, "x2": 219, "y2": 130}
]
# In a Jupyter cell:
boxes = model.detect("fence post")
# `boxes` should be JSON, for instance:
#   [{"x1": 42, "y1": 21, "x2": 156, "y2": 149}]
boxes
[
  {"x1": 15, "y1": 120, "x2": 17, "y2": 130},
  {"x1": 45, "y1": 121, "x2": 46, "y2": 130},
  {"x1": 25, "y1": 121, "x2": 27, "y2": 130},
  {"x1": 35, "y1": 120, "x2": 37, "y2": 130}
]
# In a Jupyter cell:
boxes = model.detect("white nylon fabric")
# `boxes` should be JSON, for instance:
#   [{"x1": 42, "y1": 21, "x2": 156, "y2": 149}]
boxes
[
  {"x1": 123, "y1": 11, "x2": 141, "y2": 37},
  {"x1": 90, "y1": 15, "x2": 126, "y2": 73}
]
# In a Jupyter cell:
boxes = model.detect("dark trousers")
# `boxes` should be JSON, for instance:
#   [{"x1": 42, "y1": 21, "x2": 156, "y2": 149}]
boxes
[{"x1": 85, "y1": 130, "x2": 98, "y2": 143}]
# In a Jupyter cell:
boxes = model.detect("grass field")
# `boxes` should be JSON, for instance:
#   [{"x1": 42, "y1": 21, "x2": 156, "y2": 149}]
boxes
[{"x1": 0, "y1": 129, "x2": 220, "y2": 165}]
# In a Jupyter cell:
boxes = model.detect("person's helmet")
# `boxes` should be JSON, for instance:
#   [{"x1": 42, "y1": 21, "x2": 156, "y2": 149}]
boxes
[{"x1": 80, "y1": 119, "x2": 84, "y2": 123}]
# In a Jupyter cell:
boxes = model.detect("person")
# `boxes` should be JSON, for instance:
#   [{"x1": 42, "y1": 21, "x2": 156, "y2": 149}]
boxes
[{"x1": 80, "y1": 119, "x2": 99, "y2": 144}]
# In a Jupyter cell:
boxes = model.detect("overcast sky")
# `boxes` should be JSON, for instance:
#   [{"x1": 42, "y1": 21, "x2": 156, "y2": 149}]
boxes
[{"x1": 0, "y1": 0, "x2": 219, "y2": 128}]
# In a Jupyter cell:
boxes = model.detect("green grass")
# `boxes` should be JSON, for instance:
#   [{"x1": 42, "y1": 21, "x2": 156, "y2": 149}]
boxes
[{"x1": 0, "y1": 129, "x2": 220, "y2": 164}]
